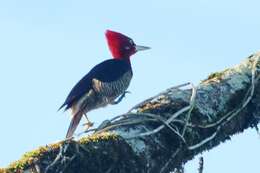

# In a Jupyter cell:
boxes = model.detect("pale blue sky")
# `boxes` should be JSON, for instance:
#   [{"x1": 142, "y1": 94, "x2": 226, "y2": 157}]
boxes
[{"x1": 0, "y1": 0, "x2": 259, "y2": 172}]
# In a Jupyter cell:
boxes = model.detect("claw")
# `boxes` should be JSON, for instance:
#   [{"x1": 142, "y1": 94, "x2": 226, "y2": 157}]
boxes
[
  {"x1": 82, "y1": 114, "x2": 94, "y2": 130},
  {"x1": 111, "y1": 91, "x2": 131, "y2": 105},
  {"x1": 82, "y1": 121, "x2": 94, "y2": 130}
]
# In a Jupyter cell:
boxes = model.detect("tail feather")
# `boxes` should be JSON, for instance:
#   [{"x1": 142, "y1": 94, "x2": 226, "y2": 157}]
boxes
[{"x1": 66, "y1": 111, "x2": 83, "y2": 138}]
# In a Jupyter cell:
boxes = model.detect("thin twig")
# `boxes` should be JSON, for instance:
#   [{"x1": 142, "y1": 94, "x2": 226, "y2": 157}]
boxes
[
  {"x1": 95, "y1": 118, "x2": 158, "y2": 134},
  {"x1": 189, "y1": 54, "x2": 259, "y2": 150},
  {"x1": 125, "y1": 106, "x2": 190, "y2": 139},
  {"x1": 60, "y1": 154, "x2": 77, "y2": 172},
  {"x1": 139, "y1": 113, "x2": 186, "y2": 142},
  {"x1": 196, "y1": 54, "x2": 259, "y2": 129},
  {"x1": 45, "y1": 142, "x2": 70, "y2": 173},
  {"x1": 182, "y1": 83, "x2": 197, "y2": 136},
  {"x1": 198, "y1": 157, "x2": 204, "y2": 173},
  {"x1": 159, "y1": 149, "x2": 180, "y2": 173},
  {"x1": 188, "y1": 126, "x2": 219, "y2": 150}
]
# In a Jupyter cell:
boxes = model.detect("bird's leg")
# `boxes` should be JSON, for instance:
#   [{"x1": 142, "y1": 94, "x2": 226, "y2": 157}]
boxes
[
  {"x1": 111, "y1": 91, "x2": 131, "y2": 105},
  {"x1": 82, "y1": 114, "x2": 94, "y2": 129}
]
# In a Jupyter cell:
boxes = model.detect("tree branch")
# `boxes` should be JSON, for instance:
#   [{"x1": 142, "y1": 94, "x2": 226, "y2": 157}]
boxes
[{"x1": 1, "y1": 52, "x2": 260, "y2": 173}]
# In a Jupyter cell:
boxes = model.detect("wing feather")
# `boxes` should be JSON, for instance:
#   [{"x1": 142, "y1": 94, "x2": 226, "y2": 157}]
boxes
[{"x1": 59, "y1": 59, "x2": 131, "y2": 110}]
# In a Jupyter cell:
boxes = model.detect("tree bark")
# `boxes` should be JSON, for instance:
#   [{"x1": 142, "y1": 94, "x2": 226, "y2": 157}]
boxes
[{"x1": 2, "y1": 52, "x2": 260, "y2": 173}]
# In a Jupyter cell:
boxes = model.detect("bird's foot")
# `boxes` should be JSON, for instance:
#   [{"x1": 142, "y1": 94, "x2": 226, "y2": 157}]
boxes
[
  {"x1": 83, "y1": 121, "x2": 94, "y2": 130},
  {"x1": 111, "y1": 91, "x2": 131, "y2": 105}
]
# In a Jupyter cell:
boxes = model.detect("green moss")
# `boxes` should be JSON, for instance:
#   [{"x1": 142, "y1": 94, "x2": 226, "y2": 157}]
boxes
[
  {"x1": 202, "y1": 70, "x2": 228, "y2": 83},
  {"x1": 5, "y1": 142, "x2": 63, "y2": 173},
  {"x1": 3, "y1": 133, "x2": 118, "y2": 173},
  {"x1": 208, "y1": 71, "x2": 224, "y2": 80},
  {"x1": 79, "y1": 132, "x2": 118, "y2": 144}
]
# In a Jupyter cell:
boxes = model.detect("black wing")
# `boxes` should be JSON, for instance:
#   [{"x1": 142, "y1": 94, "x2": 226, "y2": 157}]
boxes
[{"x1": 59, "y1": 59, "x2": 132, "y2": 110}]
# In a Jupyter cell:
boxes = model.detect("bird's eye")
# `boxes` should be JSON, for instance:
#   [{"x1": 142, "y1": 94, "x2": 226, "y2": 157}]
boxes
[
  {"x1": 129, "y1": 39, "x2": 134, "y2": 45},
  {"x1": 125, "y1": 46, "x2": 130, "y2": 50}
]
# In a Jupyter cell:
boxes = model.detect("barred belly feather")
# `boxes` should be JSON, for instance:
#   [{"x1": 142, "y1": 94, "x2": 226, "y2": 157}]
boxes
[
  {"x1": 72, "y1": 70, "x2": 132, "y2": 115},
  {"x1": 93, "y1": 70, "x2": 132, "y2": 99}
]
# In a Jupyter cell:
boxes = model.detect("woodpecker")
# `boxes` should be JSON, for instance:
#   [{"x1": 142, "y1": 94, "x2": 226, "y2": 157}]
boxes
[{"x1": 59, "y1": 30, "x2": 150, "y2": 138}]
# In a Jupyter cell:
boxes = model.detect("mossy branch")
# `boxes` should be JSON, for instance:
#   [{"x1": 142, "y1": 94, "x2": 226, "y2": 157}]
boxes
[{"x1": 1, "y1": 52, "x2": 260, "y2": 173}]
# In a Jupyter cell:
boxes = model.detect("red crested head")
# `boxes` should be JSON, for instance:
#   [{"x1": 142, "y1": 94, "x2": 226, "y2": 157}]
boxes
[{"x1": 105, "y1": 30, "x2": 150, "y2": 60}]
